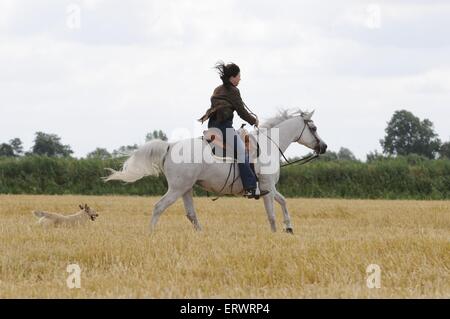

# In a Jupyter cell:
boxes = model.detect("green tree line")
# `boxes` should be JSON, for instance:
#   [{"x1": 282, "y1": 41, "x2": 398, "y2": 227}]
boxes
[{"x1": 0, "y1": 155, "x2": 448, "y2": 199}]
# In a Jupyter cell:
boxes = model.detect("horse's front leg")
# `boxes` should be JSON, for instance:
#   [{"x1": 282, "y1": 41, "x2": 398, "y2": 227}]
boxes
[
  {"x1": 274, "y1": 190, "x2": 294, "y2": 234},
  {"x1": 262, "y1": 192, "x2": 277, "y2": 232}
]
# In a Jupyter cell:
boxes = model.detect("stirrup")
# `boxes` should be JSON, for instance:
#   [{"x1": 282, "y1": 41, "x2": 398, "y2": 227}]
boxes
[
  {"x1": 244, "y1": 187, "x2": 270, "y2": 200},
  {"x1": 253, "y1": 189, "x2": 270, "y2": 200}
]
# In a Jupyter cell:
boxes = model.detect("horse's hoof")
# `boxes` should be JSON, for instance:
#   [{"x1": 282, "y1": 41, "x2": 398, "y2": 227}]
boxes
[{"x1": 285, "y1": 228, "x2": 294, "y2": 234}]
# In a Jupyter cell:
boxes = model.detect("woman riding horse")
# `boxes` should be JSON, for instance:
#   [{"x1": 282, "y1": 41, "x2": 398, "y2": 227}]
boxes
[{"x1": 199, "y1": 61, "x2": 269, "y2": 199}]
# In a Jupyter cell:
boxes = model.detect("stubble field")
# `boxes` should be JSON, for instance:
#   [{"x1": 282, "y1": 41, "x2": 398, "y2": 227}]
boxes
[{"x1": 0, "y1": 195, "x2": 449, "y2": 298}]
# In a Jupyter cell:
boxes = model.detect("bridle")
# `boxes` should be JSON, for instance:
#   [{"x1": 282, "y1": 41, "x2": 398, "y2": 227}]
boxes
[{"x1": 256, "y1": 115, "x2": 320, "y2": 168}]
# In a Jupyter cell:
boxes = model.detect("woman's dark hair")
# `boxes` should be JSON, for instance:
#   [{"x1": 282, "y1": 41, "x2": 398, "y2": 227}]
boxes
[{"x1": 214, "y1": 61, "x2": 240, "y2": 85}]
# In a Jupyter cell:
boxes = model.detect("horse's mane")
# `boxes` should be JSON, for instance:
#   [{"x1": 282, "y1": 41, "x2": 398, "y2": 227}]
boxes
[{"x1": 261, "y1": 108, "x2": 309, "y2": 129}]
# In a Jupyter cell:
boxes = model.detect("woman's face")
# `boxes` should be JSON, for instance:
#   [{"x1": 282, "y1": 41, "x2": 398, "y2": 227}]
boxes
[{"x1": 229, "y1": 72, "x2": 241, "y2": 86}]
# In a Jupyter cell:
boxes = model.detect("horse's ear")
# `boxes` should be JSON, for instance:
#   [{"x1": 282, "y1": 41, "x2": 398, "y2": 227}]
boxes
[
  {"x1": 84, "y1": 204, "x2": 88, "y2": 210},
  {"x1": 304, "y1": 110, "x2": 314, "y2": 121},
  {"x1": 79, "y1": 204, "x2": 84, "y2": 210}
]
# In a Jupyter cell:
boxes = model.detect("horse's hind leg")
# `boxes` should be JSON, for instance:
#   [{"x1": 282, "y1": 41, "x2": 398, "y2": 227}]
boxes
[
  {"x1": 182, "y1": 189, "x2": 202, "y2": 231},
  {"x1": 274, "y1": 190, "x2": 294, "y2": 234},
  {"x1": 150, "y1": 188, "x2": 183, "y2": 232}
]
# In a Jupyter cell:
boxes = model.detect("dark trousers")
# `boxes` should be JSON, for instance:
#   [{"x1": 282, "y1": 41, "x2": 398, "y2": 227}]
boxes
[{"x1": 208, "y1": 119, "x2": 257, "y2": 191}]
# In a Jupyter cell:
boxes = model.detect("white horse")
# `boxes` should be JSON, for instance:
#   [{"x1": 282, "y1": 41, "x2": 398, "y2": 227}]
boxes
[{"x1": 104, "y1": 109, "x2": 327, "y2": 233}]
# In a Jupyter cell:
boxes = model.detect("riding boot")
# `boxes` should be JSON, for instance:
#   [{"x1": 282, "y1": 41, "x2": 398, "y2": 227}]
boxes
[{"x1": 244, "y1": 187, "x2": 270, "y2": 199}]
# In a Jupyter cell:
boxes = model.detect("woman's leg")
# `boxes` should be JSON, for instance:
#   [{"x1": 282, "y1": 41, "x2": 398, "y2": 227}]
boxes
[
  {"x1": 208, "y1": 120, "x2": 256, "y2": 192},
  {"x1": 233, "y1": 132, "x2": 257, "y2": 191}
]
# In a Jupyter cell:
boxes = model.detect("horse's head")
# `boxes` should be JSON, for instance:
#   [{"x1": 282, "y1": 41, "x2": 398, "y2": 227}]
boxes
[{"x1": 295, "y1": 110, "x2": 327, "y2": 154}]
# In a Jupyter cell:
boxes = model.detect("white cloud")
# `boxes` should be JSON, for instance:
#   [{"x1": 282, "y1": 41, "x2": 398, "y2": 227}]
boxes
[
  {"x1": 0, "y1": 0, "x2": 15, "y2": 30},
  {"x1": 0, "y1": 0, "x2": 449, "y2": 160}
]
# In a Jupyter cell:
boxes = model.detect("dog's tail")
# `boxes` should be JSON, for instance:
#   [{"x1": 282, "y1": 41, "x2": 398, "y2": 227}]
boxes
[{"x1": 32, "y1": 211, "x2": 52, "y2": 218}]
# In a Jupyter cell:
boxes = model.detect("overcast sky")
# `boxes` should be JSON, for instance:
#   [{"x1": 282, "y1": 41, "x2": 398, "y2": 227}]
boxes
[{"x1": 1, "y1": 0, "x2": 449, "y2": 160}]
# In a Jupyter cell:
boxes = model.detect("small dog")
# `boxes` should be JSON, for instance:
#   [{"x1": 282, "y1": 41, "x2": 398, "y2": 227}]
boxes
[{"x1": 33, "y1": 204, "x2": 99, "y2": 227}]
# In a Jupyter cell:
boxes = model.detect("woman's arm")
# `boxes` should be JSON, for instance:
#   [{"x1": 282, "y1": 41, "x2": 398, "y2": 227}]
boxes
[{"x1": 230, "y1": 88, "x2": 257, "y2": 126}]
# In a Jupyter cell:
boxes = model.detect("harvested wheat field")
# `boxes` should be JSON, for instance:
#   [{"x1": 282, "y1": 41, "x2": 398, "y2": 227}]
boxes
[{"x1": 0, "y1": 194, "x2": 449, "y2": 298}]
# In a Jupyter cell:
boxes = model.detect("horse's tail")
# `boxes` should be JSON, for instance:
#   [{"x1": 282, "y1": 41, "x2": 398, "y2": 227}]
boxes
[{"x1": 103, "y1": 139, "x2": 170, "y2": 183}]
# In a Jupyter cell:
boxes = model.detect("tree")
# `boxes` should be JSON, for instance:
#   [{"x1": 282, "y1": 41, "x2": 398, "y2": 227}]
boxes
[
  {"x1": 31, "y1": 132, "x2": 73, "y2": 157},
  {"x1": 0, "y1": 138, "x2": 23, "y2": 157},
  {"x1": 86, "y1": 148, "x2": 111, "y2": 160},
  {"x1": 440, "y1": 141, "x2": 450, "y2": 159},
  {"x1": 9, "y1": 138, "x2": 23, "y2": 156},
  {"x1": 293, "y1": 150, "x2": 338, "y2": 162},
  {"x1": 319, "y1": 150, "x2": 338, "y2": 161},
  {"x1": 380, "y1": 110, "x2": 441, "y2": 159},
  {"x1": 305, "y1": 148, "x2": 357, "y2": 162},
  {"x1": 337, "y1": 147, "x2": 357, "y2": 161},
  {"x1": 145, "y1": 130, "x2": 168, "y2": 142},
  {"x1": 0, "y1": 143, "x2": 15, "y2": 157},
  {"x1": 112, "y1": 144, "x2": 138, "y2": 158},
  {"x1": 366, "y1": 150, "x2": 386, "y2": 162}
]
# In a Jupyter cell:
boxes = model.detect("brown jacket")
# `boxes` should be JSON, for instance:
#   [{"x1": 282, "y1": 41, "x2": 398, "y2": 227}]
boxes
[{"x1": 198, "y1": 84, "x2": 256, "y2": 125}]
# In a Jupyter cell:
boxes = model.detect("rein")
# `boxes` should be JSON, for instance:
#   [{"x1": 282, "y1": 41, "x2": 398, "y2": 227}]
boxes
[
  {"x1": 256, "y1": 119, "x2": 320, "y2": 168},
  {"x1": 280, "y1": 152, "x2": 319, "y2": 167}
]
